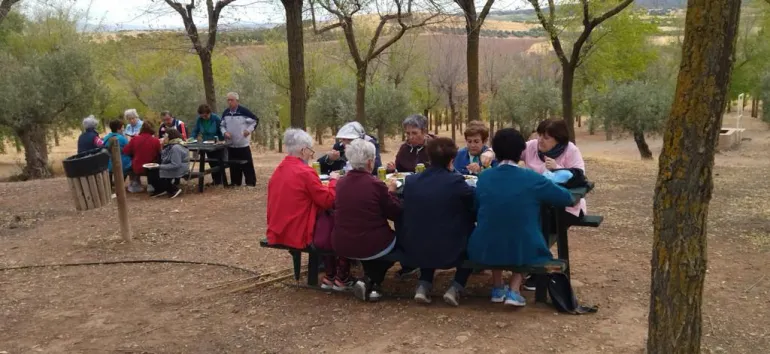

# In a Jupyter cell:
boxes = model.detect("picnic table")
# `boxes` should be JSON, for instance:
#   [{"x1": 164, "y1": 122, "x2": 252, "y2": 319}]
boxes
[
  {"x1": 185, "y1": 142, "x2": 247, "y2": 193},
  {"x1": 260, "y1": 181, "x2": 603, "y2": 307}
]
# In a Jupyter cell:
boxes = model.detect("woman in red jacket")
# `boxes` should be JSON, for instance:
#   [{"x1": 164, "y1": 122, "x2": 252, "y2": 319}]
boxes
[
  {"x1": 123, "y1": 121, "x2": 161, "y2": 193},
  {"x1": 266, "y1": 129, "x2": 345, "y2": 286}
]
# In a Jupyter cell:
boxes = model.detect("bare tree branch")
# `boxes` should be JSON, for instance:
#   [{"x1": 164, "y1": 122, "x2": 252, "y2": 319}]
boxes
[
  {"x1": 530, "y1": 0, "x2": 568, "y2": 66},
  {"x1": 0, "y1": 0, "x2": 21, "y2": 26},
  {"x1": 591, "y1": 0, "x2": 634, "y2": 27}
]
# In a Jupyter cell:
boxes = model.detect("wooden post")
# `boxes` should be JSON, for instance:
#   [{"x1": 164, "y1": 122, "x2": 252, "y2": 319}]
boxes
[
  {"x1": 109, "y1": 137, "x2": 131, "y2": 242},
  {"x1": 67, "y1": 178, "x2": 84, "y2": 211}
]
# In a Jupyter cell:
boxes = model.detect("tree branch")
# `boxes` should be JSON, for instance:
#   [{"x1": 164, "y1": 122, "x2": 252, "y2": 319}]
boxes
[
  {"x1": 368, "y1": 2, "x2": 439, "y2": 61},
  {"x1": 529, "y1": 0, "x2": 568, "y2": 66},
  {"x1": 591, "y1": 0, "x2": 635, "y2": 27},
  {"x1": 309, "y1": 0, "x2": 345, "y2": 34},
  {"x1": 206, "y1": 0, "x2": 237, "y2": 51},
  {"x1": 0, "y1": 0, "x2": 21, "y2": 26}
]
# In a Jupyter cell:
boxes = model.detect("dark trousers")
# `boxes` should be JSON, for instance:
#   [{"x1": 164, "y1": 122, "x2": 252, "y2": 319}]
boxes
[
  {"x1": 361, "y1": 259, "x2": 395, "y2": 285},
  {"x1": 323, "y1": 256, "x2": 351, "y2": 281},
  {"x1": 419, "y1": 267, "x2": 473, "y2": 288},
  {"x1": 228, "y1": 147, "x2": 256, "y2": 186},
  {"x1": 154, "y1": 178, "x2": 179, "y2": 195},
  {"x1": 202, "y1": 150, "x2": 224, "y2": 185}
]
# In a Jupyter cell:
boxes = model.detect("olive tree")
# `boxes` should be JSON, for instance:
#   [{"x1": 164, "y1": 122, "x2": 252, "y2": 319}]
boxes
[
  {"x1": 0, "y1": 11, "x2": 98, "y2": 179},
  {"x1": 592, "y1": 81, "x2": 673, "y2": 160}
]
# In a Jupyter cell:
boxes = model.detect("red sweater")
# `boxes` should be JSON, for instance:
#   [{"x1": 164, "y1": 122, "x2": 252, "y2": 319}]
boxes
[
  {"x1": 123, "y1": 132, "x2": 161, "y2": 175},
  {"x1": 332, "y1": 170, "x2": 402, "y2": 259},
  {"x1": 267, "y1": 156, "x2": 337, "y2": 248}
]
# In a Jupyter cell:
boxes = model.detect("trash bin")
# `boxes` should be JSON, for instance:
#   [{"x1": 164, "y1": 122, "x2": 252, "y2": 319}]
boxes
[{"x1": 62, "y1": 148, "x2": 112, "y2": 211}]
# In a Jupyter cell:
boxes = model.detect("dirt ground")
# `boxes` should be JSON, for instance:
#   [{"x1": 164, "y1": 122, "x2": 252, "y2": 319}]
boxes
[{"x1": 1, "y1": 115, "x2": 769, "y2": 353}]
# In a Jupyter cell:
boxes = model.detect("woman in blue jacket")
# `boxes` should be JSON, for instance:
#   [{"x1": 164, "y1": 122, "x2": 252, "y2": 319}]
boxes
[
  {"x1": 453, "y1": 121, "x2": 497, "y2": 175},
  {"x1": 467, "y1": 128, "x2": 575, "y2": 307}
]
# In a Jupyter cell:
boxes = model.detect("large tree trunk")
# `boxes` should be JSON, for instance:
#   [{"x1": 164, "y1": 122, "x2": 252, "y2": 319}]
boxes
[
  {"x1": 561, "y1": 64, "x2": 576, "y2": 143},
  {"x1": 448, "y1": 90, "x2": 457, "y2": 142},
  {"x1": 355, "y1": 65, "x2": 368, "y2": 124},
  {"x1": 198, "y1": 50, "x2": 217, "y2": 112},
  {"x1": 647, "y1": 1, "x2": 741, "y2": 353},
  {"x1": 18, "y1": 126, "x2": 52, "y2": 179},
  {"x1": 466, "y1": 24, "x2": 481, "y2": 123},
  {"x1": 633, "y1": 130, "x2": 653, "y2": 160},
  {"x1": 284, "y1": 0, "x2": 307, "y2": 129}
]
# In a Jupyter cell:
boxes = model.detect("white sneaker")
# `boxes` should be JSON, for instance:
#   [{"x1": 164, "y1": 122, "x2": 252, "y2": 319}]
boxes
[
  {"x1": 414, "y1": 284, "x2": 432, "y2": 304},
  {"x1": 146, "y1": 185, "x2": 155, "y2": 193},
  {"x1": 170, "y1": 189, "x2": 183, "y2": 199},
  {"x1": 443, "y1": 286, "x2": 461, "y2": 307}
]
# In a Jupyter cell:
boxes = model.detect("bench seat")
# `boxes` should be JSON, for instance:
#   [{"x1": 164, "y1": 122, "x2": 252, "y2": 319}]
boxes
[
  {"x1": 575, "y1": 215, "x2": 603, "y2": 228},
  {"x1": 259, "y1": 238, "x2": 569, "y2": 301},
  {"x1": 188, "y1": 167, "x2": 221, "y2": 179}
]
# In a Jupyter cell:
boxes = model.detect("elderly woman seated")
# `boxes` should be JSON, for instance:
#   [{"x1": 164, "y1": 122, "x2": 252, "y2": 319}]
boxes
[
  {"x1": 400, "y1": 137, "x2": 476, "y2": 306},
  {"x1": 467, "y1": 128, "x2": 576, "y2": 307},
  {"x1": 454, "y1": 121, "x2": 497, "y2": 175},
  {"x1": 332, "y1": 139, "x2": 401, "y2": 302},
  {"x1": 266, "y1": 129, "x2": 344, "y2": 281},
  {"x1": 77, "y1": 115, "x2": 104, "y2": 154},
  {"x1": 317, "y1": 121, "x2": 382, "y2": 175}
]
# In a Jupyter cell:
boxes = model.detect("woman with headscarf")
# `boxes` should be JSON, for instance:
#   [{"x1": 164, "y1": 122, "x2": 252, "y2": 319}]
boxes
[{"x1": 317, "y1": 121, "x2": 382, "y2": 175}]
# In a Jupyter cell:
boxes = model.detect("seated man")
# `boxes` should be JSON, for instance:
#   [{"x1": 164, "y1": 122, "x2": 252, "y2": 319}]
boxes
[
  {"x1": 467, "y1": 128, "x2": 576, "y2": 307},
  {"x1": 317, "y1": 122, "x2": 382, "y2": 175},
  {"x1": 399, "y1": 137, "x2": 476, "y2": 307},
  {"x1": 332, "y1": 139, "x2": 400, "y2": 302}
]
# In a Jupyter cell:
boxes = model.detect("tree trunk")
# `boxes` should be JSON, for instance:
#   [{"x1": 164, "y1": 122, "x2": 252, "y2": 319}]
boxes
[
  {"x1": 466, "y1": 23, "x2": 481, "y2": 123},
  {"x1": 633, "y1": 130, "x2": 653, "y2": 160},
  {"x1": 355, "y1": 65, "x2": 368, "y2": 124},
  {"x1": 726, "y1": 101, "x2": 731, "y2": 112},
  {"x1": 435, "y1": 109, "x2": 440, "y2": 135},
  {"x1": 751, "y1": 96, "x2": 758, "y2": 118},
  {"x1": 277, "y1": 121, "x2": 283, "y2": 153},
  {"x1": 444, "y1": 107, "x2": 449, "y2": 131},
  {"x1": 377, "y1": 123, "x2": 386, "y2": 153},
  {"x1": 284, "y1": 0, "x2": 307, "y2": 129},
  {"x1": 647, "y1": 1, "x2": 741, "y2": 353},
  {"x1": 561, "y1": 64, "x2": 577, "y2": 143},
  {"x1": 315, "y1": 128, "x2": 323, "y2": 145},
  {"x1": 449, "y1": 90, "x2": 457, "y2": 142},
  {"x1": 459, "y1": 111, "x2": 464, "y2": 133},
  {"x1": 198, "y1": 50, "x2": 217, "y2": 112},
  {"x1": 18, "y1": 126, "x2": 52, "y2": 179},
  {"x1": 489, "y1": 117, "x2": 495, "y2": 138},
  {"x1": 53, "y1": 130, "x2": 60, "y2": 147}
]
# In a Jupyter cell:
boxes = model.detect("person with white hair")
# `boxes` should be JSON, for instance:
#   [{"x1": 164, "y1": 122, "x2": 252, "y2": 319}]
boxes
[
  {"x1": 317, "y1": 121, "x2": 382, "y2": 175},
  {"x1": 266, "y1": 129, "x2": 345, "y2": 284},
  {"x1": 123, "y1": 109, "x2": 143, "y2": 138},
  {"x1": 221, "y1": 92, "x2": 259, "y2": 186},
  {"x1": 331, "y1": 139, "x2": 400, "y2": 302},
  {"x1": 77, "y1": 115, "x2": 104, "y2": 154}
]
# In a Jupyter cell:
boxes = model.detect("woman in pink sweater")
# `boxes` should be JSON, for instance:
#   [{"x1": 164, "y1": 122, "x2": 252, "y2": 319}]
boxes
[
  {"x1": 520, "y1": 119, "x2": 587, "y2": 221},
  {"x1": 520, "y1": 119, "x2": 587, "y2": 291}
]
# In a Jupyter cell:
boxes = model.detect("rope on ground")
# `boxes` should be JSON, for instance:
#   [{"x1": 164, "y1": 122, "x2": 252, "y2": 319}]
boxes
[{"x1": 0, "y1": 259, "x2": 258, "y2": 275}]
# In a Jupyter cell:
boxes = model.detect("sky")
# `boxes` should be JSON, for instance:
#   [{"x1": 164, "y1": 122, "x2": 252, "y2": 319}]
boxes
[{"x1": 58, "y1": 0, "x2": 531, "y2": 30}]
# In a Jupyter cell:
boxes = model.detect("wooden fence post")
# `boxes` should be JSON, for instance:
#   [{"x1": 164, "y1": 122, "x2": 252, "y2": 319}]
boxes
[{"x1": 109, "y1": 137, "x2": 131, "y2": 242}]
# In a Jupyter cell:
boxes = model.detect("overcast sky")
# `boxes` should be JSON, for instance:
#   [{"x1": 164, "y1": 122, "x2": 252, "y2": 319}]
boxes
[{"x1": 57, "y1": 0, "x2": 530, "y2": 30}]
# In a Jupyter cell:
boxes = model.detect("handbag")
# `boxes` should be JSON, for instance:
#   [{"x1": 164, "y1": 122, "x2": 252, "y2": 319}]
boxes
[{"x1": 312, "y1": 209, "x2": 335, "y2": 251}]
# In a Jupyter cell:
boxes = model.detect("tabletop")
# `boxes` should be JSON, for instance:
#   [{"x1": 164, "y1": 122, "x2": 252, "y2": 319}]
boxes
[{"x1": 185, "y1": 142, "x2": 229, "y2": 152}]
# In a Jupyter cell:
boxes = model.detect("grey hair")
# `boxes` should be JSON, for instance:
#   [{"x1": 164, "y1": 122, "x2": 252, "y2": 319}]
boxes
[
  {"x1": 402, "y1": 114, "x2": 428, "y2": 131},
  {"x1": 123, "y1": 108, "x2": 139, "y2": 120},
  {"x1": 283, "y1": 128, "x2": 313, "y2": 156},
  {"x1": 226, "y1": 92, "x2": 240, "y2": 101},
  {"x1": 345, "y1": 139, "x2": 376, "y2": 171},
  {"x1": 82, "y1": 115, "x2": 98, "y2": 130}
]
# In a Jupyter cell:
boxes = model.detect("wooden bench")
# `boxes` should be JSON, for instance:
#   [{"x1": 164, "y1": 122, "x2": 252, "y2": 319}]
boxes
[{"x1": 259, "y1": 238, "x2": 567, "y2": 303}]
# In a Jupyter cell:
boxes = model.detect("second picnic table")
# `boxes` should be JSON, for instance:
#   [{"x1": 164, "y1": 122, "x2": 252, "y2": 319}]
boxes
[{"x1": 185, "y1": 142, "x2": 244, "y2": 193}]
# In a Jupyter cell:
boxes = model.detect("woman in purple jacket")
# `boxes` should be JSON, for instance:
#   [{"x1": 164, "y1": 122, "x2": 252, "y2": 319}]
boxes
[{"x1": 332, "y1": 139, "x2": 401, "y2": 302}]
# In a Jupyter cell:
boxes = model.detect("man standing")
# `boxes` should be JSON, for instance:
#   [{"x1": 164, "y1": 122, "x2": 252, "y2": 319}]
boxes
[{"x1": 221, "y1": 92, "x2": 258, "y2": 186}]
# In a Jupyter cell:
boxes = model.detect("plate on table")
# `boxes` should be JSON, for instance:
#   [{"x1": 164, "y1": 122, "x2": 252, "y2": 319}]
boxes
[
  {"x1": 142, "y1": 163, "x2": 160, "y2": 169},
  {"x1": 396, "y1": 180, "x2": 403, "y2": 188},
  {"x1": 319, "y1": 174, "x2": 330, "y2": 181},
  {"x1": 386, "y1": 172, "x2": 413, "y2": 180},
  {"x1": 202, "y1": 140, "x2": 215, "y2": 144},
  {"x1": 463, "y1": 175, "x2": 478, "y2": 186}
]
